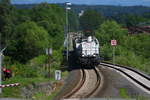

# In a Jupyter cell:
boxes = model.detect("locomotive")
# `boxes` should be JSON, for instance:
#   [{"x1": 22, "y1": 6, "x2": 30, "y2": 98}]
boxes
[{"x1": 73, "y1": 35, "x2": 100, "y2": 66}]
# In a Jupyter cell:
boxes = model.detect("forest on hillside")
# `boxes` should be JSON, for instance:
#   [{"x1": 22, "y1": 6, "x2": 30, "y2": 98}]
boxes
[
  {"x1": 15, "y1": 4, "x2": 150, "y2": 16},
  {"x1": 14, "y1": 4, "x2": 150, "y2": 27}
]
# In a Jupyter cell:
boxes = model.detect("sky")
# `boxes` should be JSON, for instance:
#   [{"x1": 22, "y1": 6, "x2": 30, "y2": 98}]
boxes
[{"x1": 11, "y1": 0, "x2": 150, "y2": 6}]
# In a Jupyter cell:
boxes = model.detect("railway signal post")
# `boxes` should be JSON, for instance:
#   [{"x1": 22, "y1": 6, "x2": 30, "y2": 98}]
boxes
[
  {"x1": 111, "y1": 40, "x2": 117, "y2": 66},
  {"x1": 46, "y1": 48, "x2": 52, "y2": 78}
]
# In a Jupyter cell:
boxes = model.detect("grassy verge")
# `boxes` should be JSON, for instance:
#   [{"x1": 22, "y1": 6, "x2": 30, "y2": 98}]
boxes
[
  {"x1": 136, "y1": 97, "x2": 150, "y2": 100},
  {"x1": 119, "y1": 88, "x2": 150, "y2": 100},
  {"x1": 31, "y1": 71, "x2": 68, "y2": 100},
  {"x1": 0, "y1": 77, "x2": 50, "y2": 98},
  {"x1": 30, "y1": 89, "x2": 58, "y2": 100},
  {"x1": 0, "y1": 71, "x2": 68, "y2": 99},
  {"x1": 119, "y1": 88, "x2": 130, "y2": 98},
  {"x1": 32, "y1": 83, "x2": 63, "y2": 100}
]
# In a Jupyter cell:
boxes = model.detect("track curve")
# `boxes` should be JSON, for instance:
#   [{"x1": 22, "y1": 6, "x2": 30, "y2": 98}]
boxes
[
  {"x1": 63, "y1": 67, "x2": 104, "y2": 99},
  {"x1": 63, "y1": 69, "x2": 86, "y2": 98},
  {"x1": 100, "y1": 62, "x2": 150, "y2": 94}
]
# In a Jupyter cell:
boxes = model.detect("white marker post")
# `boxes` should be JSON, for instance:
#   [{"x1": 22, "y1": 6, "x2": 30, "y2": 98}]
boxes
[
  {"x1": 111, "y1": 40, "x2": 117, "y2": 66},
  {"x1": 55, "y1": 70, "x2": 61, "y2": 80}
]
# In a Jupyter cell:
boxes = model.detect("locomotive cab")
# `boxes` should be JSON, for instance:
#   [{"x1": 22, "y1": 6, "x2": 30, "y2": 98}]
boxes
[{"x1": 74, "y1": 35, "x2": 100, "y2": 67}]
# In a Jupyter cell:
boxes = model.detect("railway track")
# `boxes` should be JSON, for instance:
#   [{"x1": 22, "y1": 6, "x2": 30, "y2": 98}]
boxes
[
  {"x1": 127, "y1": 26, "x2": 150, "y2": 34},
  {"x1": 63, "y1": 67, "x2": 104, "y2": 99},
  {"x1": 100, "y1": 62, "x2": 150, "y2": 94}
]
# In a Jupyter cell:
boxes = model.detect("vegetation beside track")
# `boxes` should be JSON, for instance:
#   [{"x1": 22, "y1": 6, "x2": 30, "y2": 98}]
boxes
[
  {"x1": 95, "y1": 20, "x2": 150, "y2": 74},
  {"x1": 0, "y1": 0, "x2": 68, "y2": 99},
  {"x1": 79, "y1": 9, "x2": 150, "y2": 75}
]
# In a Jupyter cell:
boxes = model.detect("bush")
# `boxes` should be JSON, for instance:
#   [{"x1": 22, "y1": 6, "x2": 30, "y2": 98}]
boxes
[
  {"x1": 7, "y1": 21, "x2": 50, "y2": 63},
  {"x1": 96, "y1": 20, "x2": 128, "y2": 45},
  {"x1": 11, "y1": 63, "x2": 37, "y2": 78}
]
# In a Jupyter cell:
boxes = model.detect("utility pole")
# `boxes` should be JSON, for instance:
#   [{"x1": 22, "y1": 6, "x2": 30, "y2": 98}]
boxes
[
  {"x1": 0, "y1": 51, "x2": 2, "y2": 93},
  {"x1": 0, "y1": 32, "x2": 1, "y2": 93},
  {"x1": 0, "y1": 32, "x2": 6, "y2": 93},
  {"x1": 111, "y1": 40, "x2": 117, "y2": 66},
  {"x1": 113, "y1": 45, "x2": 115, "y2": 65},
  {"x1": 65, "y1": 2, "x2": 71, "y2": 61}
]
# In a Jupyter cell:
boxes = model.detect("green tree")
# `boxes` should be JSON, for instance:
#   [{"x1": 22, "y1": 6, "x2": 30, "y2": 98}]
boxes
[
  {"x1": 15, "y1": 9, "x2": 31, "y2": 23},
  {"x1": 31, "y1": 3, "x2": 65, "y2": 49},
  {"x1": 6, "y1": 21, "x2": 50, "y2": 63},
  {"x1": 123, "y1": 34, "x2": 150, "y2": 59},
  {"x1": 0, "y1": 0, "x2": 10, "y2": 4},
  {"x1": 79, "y1": 10, "x2": 104, "y2": 34},
  {"x1": 126, "y1": 15, "x2": 148, "y2": 27},
  {"x1": 68, "y1": 11, "x2": 79, "y2": 31},
  {"x1": 95, "y1": 20, "x2": 128, "y2": 45},
  {"x1": 0, "y1": 0, "x2": 16, "y2": 48}
]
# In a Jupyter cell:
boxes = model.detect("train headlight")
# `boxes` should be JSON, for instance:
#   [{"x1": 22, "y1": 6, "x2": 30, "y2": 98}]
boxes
[
  {"x1": 93, "y1": 54, "x2": 96, "y2": 57},
  {"x1": 82, "y1": 54, "x2": 85, "y2": 57}
]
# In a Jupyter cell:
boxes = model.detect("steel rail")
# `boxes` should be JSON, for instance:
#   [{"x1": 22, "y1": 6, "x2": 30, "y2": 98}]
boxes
[
  {"x1": 63, "y1": 69, "x2": 86, "y2": 98},
  {"x1": 102, "y1": 61, "x2": 150, "y2": 80},
  {"x1": 85, "y1": 67, "x2": 103, "y2": 97},
  {"x1": 100, "y1": 62, "x2": 150, "y2": 91},
  {"x1": 63, "y1": 67, "x2": 103, "y2": 98}
]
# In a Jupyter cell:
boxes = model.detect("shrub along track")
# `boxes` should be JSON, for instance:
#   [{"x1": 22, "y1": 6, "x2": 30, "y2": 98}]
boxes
[{"x1": 62, "y1": 67, "x2": 104, "y2": 99}]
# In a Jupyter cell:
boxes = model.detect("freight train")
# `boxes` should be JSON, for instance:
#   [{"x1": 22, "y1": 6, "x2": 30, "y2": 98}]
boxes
[{"x1": 73, "y1": 35, "x2": 100, "y2": 66}]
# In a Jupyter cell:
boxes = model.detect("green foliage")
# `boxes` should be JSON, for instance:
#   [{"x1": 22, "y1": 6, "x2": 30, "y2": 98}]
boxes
[
  {"x1": 31, "y1": 3, "x2": 65, "y2": 49},
  {"x1": 137, "y1": 96, "x2": 150, "y2": 100},
  {"x1": 4, "y1": 51, "x2": 64, "y2": 79},
  {"x1": 96, "y1": 20, "x2": 150, "y2": 74},
  {"x1": 96, "y1": 20, "x2": 128, "y2": 45},
  {"x1": 123, "y1": 34, "x2": 150, "y2": 59},
  {"x1": 29, "y1": 55, "x2": 47, "y2": 67},
  {"x1": 68, "y1": 11, "x2": 79, "y2": 31},
  {"x1": 79, "y1": 10, "x2": 104, "y2": 33},
  {"x1": 1, "y1": 77, "x2": 50, "y2": 98},
  {"x1": 0, "y1": 0, "x2": 10, "y2": 4},
  {"x1": 31, "y1": 3, "x2": 65, "y2": 25},
  {"x1": 0, "y1": 3, "x2": 66, "y2": 63},
  {"x1": 7, "y1": 21, "x2": 50, "y2": 63},
  {"x1": 51, "y1": 49, "x2": 63, "y2": 69},
  {"x1": 126, "y1": 15, "x2": 148, "y2": 26},
  {"x1": 0, "y1": 1, "x2": 16, "y2": 48},
  {"x1": 119, "y1": 88, "x2": 129, "y2": 98},
  {"x1": 16, "y1": 9, "x2": 31, "y2": 23},
  {"x1": 111, "y1": 14, "x2": 150, "y2": 27},
  {"x1": 116, "y1": 49, "x2": 142, "y2": 66},
  {"x1": 13, "y1": 63, "x2": 38, "y2": 78},
  {"x1": 28, "y1": 55, "x2": 47, "y2": 77},
  {"x1": 0, "y1": 2, "x2": 68, "y2": 99},
  {"x1": 100, "y1": 44, "x2": 112, "y2": 60}
]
